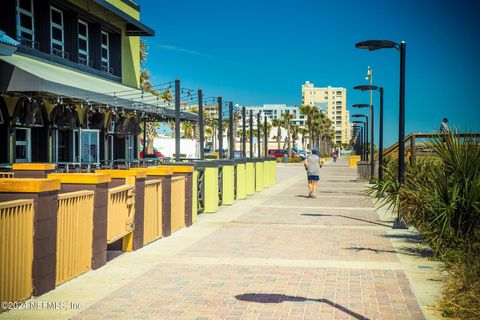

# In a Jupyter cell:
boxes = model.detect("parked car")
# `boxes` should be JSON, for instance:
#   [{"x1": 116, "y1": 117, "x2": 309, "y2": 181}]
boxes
[
  {"x1": 268, "y1": 149, "x2": 286, "y2": 157},
  {"x1": 268, "y1": 149, "x2": 300, "y2": 158},
  {"x1": 139, "y1": 147, "x2": 165, "y2": 159},
  {"x1": 291, "y1": 148, "x2": 307, "y2": 159}
]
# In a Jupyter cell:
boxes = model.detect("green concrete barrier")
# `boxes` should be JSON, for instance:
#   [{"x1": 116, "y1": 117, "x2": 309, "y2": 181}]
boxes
[
  {"x1": 245, "y1": 159, "x2": 256, "y2": 195},
  {"x1": 266, "y1": 156, "x2": 276, "y2": 187},
  {"x1": 195, "y1": 161, "x2": 219, "y2": 213},
  {"x1": 234, "y1": 158, "x2": 247, "y2": 200},
  {"x1": 218, "y1": 160, "x2": 235, "y2": 205},
  {"x1": 255, "y1": 158, "x2": 264, "y2": 192}
]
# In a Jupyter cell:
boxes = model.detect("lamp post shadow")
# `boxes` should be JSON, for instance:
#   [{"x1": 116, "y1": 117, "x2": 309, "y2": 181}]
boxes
[{"x1": 235, "y1": 293, "x2": 369, "y2": 320}]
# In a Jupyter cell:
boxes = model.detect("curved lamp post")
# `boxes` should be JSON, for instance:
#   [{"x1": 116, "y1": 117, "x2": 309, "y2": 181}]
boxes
[
  {"x1": 351, "y1": 125, "x2": 363, "y2": 157},
  {"x1": 355, "y1": 40, "x2": 406, "y2": 183},
  {"x1": 353, "y1": 104, "x2": 373, "y2": 181},
  {"x1": 354, "y1": 85, "x2": 384, "y2": 181},
  {"x1": 352, "y1": 120, "x2": 366, "y2": 160},
  {"x1": 352, "y1": 114, "x2": 369, "y2": 163}
]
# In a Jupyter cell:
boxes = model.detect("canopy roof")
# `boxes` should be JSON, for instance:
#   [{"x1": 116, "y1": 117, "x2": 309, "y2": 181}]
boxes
[{"x1": 0, "y1": 53, "x2": 198, "y2": 122}]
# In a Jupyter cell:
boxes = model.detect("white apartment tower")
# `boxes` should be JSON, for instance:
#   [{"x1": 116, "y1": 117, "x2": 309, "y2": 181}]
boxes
[{"x1": 301, "y1": 81, "x2": 349, "y2": 145}]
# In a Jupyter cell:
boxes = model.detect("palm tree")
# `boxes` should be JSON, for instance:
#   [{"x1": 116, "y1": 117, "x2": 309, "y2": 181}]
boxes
[
  {"x1": 299, "y1": 105, "x2": 318, "y2": 149},
  {"x1": 298, "y1": 127, "x2": 309, "y2": 150},
  {"x1": 181, "y1": 122, "x2": 195, "y2": 139},
  {"x1": 281, "y1": 112, "x2": 294, "y2": 158},
  {"x1": 291, "y1": 124, "x2": 299, "y2": 149},
  {"x1": 271, "y1": 118, "x2": 284, "y2": 149}
]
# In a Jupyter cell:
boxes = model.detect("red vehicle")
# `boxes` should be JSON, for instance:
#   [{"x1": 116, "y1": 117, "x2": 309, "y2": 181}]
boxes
[
  {"x1": 268, "y1": 149, "x2": 300, "y2": 158},
  {"x1": 139, "y1": 138, "x2": 164, "y2": 158}
]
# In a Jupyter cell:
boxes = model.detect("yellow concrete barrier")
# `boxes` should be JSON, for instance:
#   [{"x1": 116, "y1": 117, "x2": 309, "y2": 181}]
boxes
[
  {"x1": 0, "y1": 199, "x2": 34, "y2": 304},
  {"x1": 245, "y1": 160, "x2": 255, "y2": 195},
  {"x1": 143, "y1": 179, "x2": 163, "y2": 244},
  {"x1": 107, "y1": 184, "x2": 135, "y2": 251},
  {"x1": 56, "y1": 190, "x2": 94, "y2": 285},
  {"x1": 348, "y1": 155, "x2": 361, "y2": 168},
  {"x1": 235, "y1": 161, "x2": 246, "y2": 199},
  {"x1": 171, "y1": 176, "x2": 186, "y2": 232},
  {"x1": 255, "y1": 159, "x2": 264, "y2": 192}
]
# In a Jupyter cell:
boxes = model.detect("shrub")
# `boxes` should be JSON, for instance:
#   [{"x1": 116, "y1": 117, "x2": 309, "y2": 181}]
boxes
[{"x1": 368, "y1": 131, "x2": 480, "y2": 319}]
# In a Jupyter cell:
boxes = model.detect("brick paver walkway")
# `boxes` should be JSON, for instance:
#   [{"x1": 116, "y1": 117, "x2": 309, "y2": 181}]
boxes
[{"x1": 2, "y1": 157, "x2": 435, "y2": 320}]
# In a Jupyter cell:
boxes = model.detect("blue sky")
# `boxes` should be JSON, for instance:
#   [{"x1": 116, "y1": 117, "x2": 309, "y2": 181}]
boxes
[{"x1": 140, "y1": 0, "x2": 480, "y2": 145}]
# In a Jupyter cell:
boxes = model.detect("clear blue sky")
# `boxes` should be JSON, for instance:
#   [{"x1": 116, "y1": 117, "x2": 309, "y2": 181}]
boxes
[{"x1": 140, "y1": 0, "x2": 480, "y2": 146}]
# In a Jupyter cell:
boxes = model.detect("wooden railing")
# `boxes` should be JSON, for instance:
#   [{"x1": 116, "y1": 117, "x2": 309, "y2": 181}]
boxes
[
  {"x1": 0, "y1": 172, "x2": 14, "y2": 178},
  {"x1": 107, "y1": 184, "x2": 135, "y2": 244},
  {"x1": 381, "y1": 133, "x2": 480, "y2": 165},
  {"x1": 0, "y1": 199, "x2": 34, "y2": 304},
  {"x1": 143, "y1": 179, "x2": 162, "y2": 245},
  {"x1": 56, "y1": 191, "x2": 94, "y2": 285},
  {"x1": 171, "y1": 176, "x2": 186, "y2": 233}
]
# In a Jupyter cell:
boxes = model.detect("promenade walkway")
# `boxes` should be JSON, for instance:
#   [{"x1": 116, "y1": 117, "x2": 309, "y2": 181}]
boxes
[{"x1": 1, "y1": 158, "x2": 442, "y2": 320}]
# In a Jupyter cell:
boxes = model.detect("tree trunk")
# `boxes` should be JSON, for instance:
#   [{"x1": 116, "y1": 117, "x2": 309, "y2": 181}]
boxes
[
  {"x1": 277, "y1": 126, "x2": 281, "y2": 149},
  {"x1": 287, "y1": 123, "x2": 291, "y2": 158}
]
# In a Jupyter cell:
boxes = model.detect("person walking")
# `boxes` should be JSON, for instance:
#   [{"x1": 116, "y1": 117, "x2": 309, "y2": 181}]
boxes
[
  {"x1": 440, "y1": 118, "x2": 449, "y2": 134},
  {"x1": 332, "y1": 149, "x2": 337, "y2": 162},
  {"x1": 304, "y1": 147, "x2": 322, "y2": 198}
]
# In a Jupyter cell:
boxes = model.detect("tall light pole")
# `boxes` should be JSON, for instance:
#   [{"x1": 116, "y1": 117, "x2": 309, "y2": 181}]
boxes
[
  {"x1": 352, "y1": 120, "x2": 366, "y2": 160},
  {"x1": 354, "y1": 85, "x2": 385, "y2": 181},
  {"x1": 355, "y1": 39, "x2": 407, "y2": 229},
  {"x1": 352, "y1": 114, "x2": 369, "y2": 164},
  {"x1": 353, "y1": 104, "x2": 373, "y2": 181},
  {"x1": 355, "y1": 40, "x2": 406, "y2": 183}
]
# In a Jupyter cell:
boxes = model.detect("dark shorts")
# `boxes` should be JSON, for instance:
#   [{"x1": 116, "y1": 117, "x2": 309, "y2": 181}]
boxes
[{"x1": 307, "y1": 175, "x2": 319, "y2": 181}]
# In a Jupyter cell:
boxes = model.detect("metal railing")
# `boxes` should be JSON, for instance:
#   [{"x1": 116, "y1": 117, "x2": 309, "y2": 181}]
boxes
[
  {"x1": 196, "y1": 168, "x2": 205, "y2": 214},
  {"x1": 0, "y1": 199, "x2": 34, "y2": 304},
  {"x1": 107, "y1": 184, "x2": 135, "y2": 244},
  {"x1": 0, "y1": 172, "x2": 14, "y2": 178},
  {"x1": 51, "y1": 47, "x2": 70, "y2": 60},
  {"x1": 78, "y1": 56, "x2": 94, "y2": 68},
  {"x1": 143, "y1": 179, "x2": 162, "y2": 245},
  {"x1": 56, "y1": 191, "x2": 94, "y2": 285},
  {"x1": 218, "y1": 165, "x2": 223, "y2": 205}
]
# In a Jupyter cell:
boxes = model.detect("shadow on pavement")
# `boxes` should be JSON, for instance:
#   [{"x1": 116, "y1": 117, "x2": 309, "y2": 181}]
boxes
[
  {"x1": 235, "y1": 293, "x2": 369, "y2": 320},
  {"x1": 295, "y1": 194, "x2": 310, "y2": 198},
  {"x1": 344, "y1": 246, "x2": 433, "y2": 258},
  {"x1": 301, "y1": 213, "x2": 392, "y2": 228}
]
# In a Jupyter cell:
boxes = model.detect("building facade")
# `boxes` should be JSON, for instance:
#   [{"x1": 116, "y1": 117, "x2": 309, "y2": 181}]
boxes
[
  {"x1": 0, "y1": 0, "x2": 196, "y2": 168},
  {"x1": 301, "y1": 81, "x2": 350, "y2": 145},
  {"x1": 243, "y1": 104, "x2": 305, "y2": 126}
]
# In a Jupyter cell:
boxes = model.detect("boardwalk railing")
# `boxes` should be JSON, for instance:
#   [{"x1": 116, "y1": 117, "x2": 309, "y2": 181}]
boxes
[
  {"x1": 56, "y1": 191, "x2": 94, "y2": 285},
  {"x1": 382, "y1": 133, "x2": 480, "y2": 165},
  {"x1": 0, "y1": 172, "x2": 14, "y2": 178},
  {"x1": 143, "y1": 179, "x2": 162, "y2": 245},
  {"x1": 107, "y1": 184, "x2": 135, "y2": 244},
  {"x1": 0, "y1": 199, "x2": 34, "y2": 304}
]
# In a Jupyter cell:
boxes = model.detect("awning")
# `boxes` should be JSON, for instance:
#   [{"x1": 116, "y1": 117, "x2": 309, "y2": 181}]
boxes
[
  {"x1": 0, "y1": 53, "x2": 198, "y2": 122},
  {"x1": 93, "y1": 0, "x2": 155, "y2": 36}
]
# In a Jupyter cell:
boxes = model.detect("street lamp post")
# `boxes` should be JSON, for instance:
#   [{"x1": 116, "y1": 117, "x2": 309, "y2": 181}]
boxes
[
  {"x1": 352, "y1": 120, "x2": 366, "y2": 160},
  {"x1": 353, "y1": 104, "x2": 373, "y2": 181},
  {"x1": 355, "y1": 40, "x2": 406, "y2": 183},
  {"x1": 352, "y1": 125, "x2": 363, "y2": 157},
  {"x1": 355, "y1": 39, "x2": 407, "y2": 229},
  {"x1": 354, "y1": 85, "x2": 385, "y2": 181},
  {"x1": 352, "y1": 114, "x2": 368, "y2": 163}
]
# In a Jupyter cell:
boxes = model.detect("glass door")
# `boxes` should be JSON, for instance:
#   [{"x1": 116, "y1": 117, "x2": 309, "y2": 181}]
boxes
[
  {"x1": 80, "y1": 129, "x2": 99, "y2": 164},
  {"x1": 15, "y1": 128, "x2": 31, "y2": 163}
]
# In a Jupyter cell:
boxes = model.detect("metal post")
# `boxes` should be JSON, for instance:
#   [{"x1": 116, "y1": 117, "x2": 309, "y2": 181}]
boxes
[
  {"x1": 217, "y1": 97, "x2": 222, "y2": 159},
  {"x1": 264, "y1": 115, "x2": 268, "y2": 157},
  {"x1": 365, "y1": 115, "x2": 369, "y2": 162},
  {"x1": 143, "y1": 118, "x2": 147, "y2": 157},
  {"x1": 249, "y1": 110, "x2": 253, "y2": 158},
  {"x1": 378, "y1": 87, "x2": 384, "y2": 181},
  {"x1": 229, "y1": 101, "x2": 234, "y2": 159},
  {"x1": 370, "y1": 104, "x2": 375, "y2": 182},
  {"x1": 198, "y1": 89, "x2": 204, "y2": 160},
  {"x1": 363, "y1": 121, "x2": 367, "y2": 161},
  {"x1": 257, "y1": 112, "x2": 261, "y2": 157},
  {"x1": 242, "y1": 107, "x2": 246, "y2": 157},
  {"x1": 398, "y1": 41, "x2": 406, "y2": 183},
  {"x1": 174, "y1": 79, "x2": 180, "y2": 162}
]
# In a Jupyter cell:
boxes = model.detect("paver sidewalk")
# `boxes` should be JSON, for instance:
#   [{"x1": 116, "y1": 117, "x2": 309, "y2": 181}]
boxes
[{"x1": 1, "y1": 157, "x2": 442, "y2": 320}]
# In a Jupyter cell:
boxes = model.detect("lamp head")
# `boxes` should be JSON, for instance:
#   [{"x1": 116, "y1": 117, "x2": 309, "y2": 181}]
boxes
[
  {"x1": 352, "y1": 114, "x2": 367, "y2": 119},
  {"x1": 353, "y1": 85, "x2": 379, "y2": 91},
  {"x1": 352, "y1": 104, "x2": 370, "y2": 109},
  {"x1": 355, "y1": 40, "x2": 398, "y2": 51}
]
